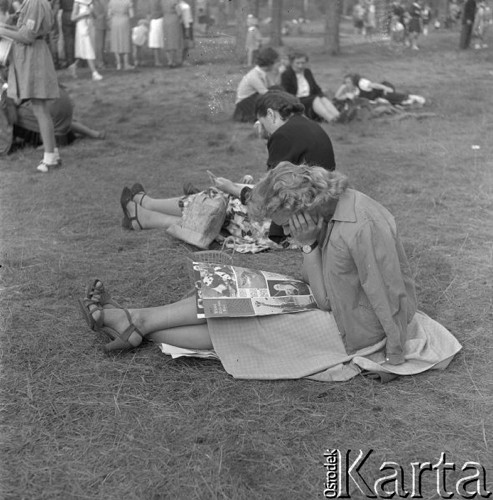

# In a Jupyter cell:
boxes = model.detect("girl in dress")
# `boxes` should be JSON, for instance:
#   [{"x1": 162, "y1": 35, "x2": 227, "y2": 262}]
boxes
[
  {"x1": 0, "y1": 0, "x2": 62, "y2": 172},
  {"x1": 70, "y1": 0, "x2": 103, "y2": 80}
]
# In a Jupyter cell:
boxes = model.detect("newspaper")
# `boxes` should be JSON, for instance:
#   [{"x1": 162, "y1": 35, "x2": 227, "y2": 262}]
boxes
[{"x1": 190, "y1": 261, "x2": 318, "y2": 319}]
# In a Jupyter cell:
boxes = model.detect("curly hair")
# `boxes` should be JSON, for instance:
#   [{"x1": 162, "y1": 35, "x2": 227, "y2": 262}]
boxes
[
  {"x1": 255, "y1": 90, "x2": 305, "y2": 120},
  {"x1": 247, "y1": 162, "x2": 349, "y2": 221}
]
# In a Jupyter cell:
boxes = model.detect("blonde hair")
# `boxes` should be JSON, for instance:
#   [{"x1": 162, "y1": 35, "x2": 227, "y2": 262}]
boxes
[{"x1": 248, "y1": 162, "x2": 348, "y2": 221}]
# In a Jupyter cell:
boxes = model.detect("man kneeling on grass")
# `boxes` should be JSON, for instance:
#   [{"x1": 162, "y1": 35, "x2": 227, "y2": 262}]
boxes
[{"x1": 79, "y1": 162, "x2": 461, "y2": 382}]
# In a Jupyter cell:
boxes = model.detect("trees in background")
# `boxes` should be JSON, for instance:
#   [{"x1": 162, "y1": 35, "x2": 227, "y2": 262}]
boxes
[{"x1": 269, "y1": 0, "x2": 284, "y2": 46}]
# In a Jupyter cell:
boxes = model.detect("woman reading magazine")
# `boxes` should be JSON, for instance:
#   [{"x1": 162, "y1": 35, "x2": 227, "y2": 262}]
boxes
[{"x1": 79, "y1": 162, "x2": 461, "y2": 381}]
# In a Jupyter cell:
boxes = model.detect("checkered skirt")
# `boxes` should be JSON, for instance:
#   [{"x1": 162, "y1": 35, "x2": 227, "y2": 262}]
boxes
[{"x1": 207, "y1": 309, "x2": 354, "y2": 380}]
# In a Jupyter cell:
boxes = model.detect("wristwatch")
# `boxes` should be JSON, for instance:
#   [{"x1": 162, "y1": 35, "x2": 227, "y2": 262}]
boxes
[{"x1": 301, "y1": 240, "x2": 318, "y2": 254}]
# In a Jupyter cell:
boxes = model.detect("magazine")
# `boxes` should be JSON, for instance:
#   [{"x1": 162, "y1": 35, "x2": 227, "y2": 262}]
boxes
[{"x1": 190, "y1": 261, "x2": 318, "y2": 319}]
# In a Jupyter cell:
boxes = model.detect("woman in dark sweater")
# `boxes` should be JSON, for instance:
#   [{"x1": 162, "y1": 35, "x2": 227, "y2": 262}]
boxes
[{"x1": 281, "y1": 51, "x2": 340, "y2": 123}]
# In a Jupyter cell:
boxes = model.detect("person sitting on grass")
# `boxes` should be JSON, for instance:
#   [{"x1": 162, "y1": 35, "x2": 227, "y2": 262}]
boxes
[
  {"x1": 280, "y1": 51, "x2": 340, "y2": 123},
  {"x1": 79, "y1": 162, "x2": 461, "y2": 381},
  {"x1": 233, "y1": 46, "x2": 280, "y2": 123},
  {"x1": 334, "y1": 73, "x2": 426, "y2": 107},
  {"x1": 0, "y1": 80, "x2": 105, "y2": 153},
  {"x1": 120, "y1": 91, "x2": 336, "y2": 245}
]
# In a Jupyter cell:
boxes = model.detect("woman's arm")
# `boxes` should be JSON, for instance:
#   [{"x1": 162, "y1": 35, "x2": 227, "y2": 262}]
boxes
[
  {"x1": 305, "y1": 69, "x2": 323, "y2": 96},
  {"x1": 289, "y1": 212, "x2": 330, "y2": 310},
  {"x1": 71, "y1": 2, "x2": 88, "y2": 22},
  {"x1": 350, "y1": 221, "x2": 411, "y2": 364},
  {"x1": 368, "y1": 81, "x2": 394, "y2": 94},
  {"x1": 280, "y1": 67, "x2": 297, "y2": 95},
  {"x1": 0, "y1": 24, "x2": 37, "y2": 44}
]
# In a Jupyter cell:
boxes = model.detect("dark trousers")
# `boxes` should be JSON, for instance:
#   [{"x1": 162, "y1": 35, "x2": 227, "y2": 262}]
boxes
[
  {"x1": 459, "y1": 22, "x2": 473, "y2": 49},
  {"x1": 61, "y1": 12, "x2": 76, "y2": 65}
]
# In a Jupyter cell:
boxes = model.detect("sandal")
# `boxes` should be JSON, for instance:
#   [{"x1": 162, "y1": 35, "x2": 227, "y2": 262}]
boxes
[
  {"x1": 79, "y1": 280, "x2": 145, "y2": 351},
  {"x1": 120, "y1": 187, "x2": 143, "y2": 230},
  {"x1": 130, "y1": 183, "x2": 147, "y2": 206},
  {"x1": 102, "y1": 306, "x2": 145, "y2": 352}
]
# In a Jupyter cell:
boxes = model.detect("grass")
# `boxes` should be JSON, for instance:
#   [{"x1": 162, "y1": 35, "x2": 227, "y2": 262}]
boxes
[{"x1": 1, "y1": 26, "x2": 493, "y2": 499}]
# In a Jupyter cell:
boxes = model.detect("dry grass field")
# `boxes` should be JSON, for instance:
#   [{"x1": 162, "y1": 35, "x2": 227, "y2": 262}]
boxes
[{"x1": 1, "y1": 25, "x2": 492, "y2": 499}]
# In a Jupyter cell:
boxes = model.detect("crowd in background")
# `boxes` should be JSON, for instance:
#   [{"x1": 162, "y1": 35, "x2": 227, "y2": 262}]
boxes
[{"x1": 351, "y1": 0, "x2": 491, "y2": 50}]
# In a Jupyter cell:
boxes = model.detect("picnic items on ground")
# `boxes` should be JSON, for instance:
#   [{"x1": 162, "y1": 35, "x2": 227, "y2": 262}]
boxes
[
  {"x1": 166, "y1": 188, "x2": 228, "y2": 249},
  {"x1": 190, "y1": 261, "x2": 318, "y2": 319}
]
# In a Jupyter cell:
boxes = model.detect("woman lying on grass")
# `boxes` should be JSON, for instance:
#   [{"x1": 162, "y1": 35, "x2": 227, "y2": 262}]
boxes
[
  {"x1": 334, "y1": 73, "x2": 426, "y2": 107},
  {"x1": 79, "y1": 162, "x2": 461, "y2": 381}
]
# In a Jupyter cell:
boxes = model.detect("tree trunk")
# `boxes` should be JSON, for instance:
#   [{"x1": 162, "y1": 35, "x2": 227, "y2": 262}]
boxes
[
  {"x1": 269, "y1": 0, "x2": 283, "y2": 46},
  {"x1": 235, "y1": 0, "x2": 251, "y2": 62},
  {"x1": 324, "y1": 0, "x2": 341, "y2": 55},
  {"x1": 252, "y1": 0, "x2": 261, "y2": 18}
]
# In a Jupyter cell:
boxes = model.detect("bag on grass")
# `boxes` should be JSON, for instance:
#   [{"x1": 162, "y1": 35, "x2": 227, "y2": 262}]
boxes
[{"x1": 166, "y1": 188, "x2": 228, "y2": 249}]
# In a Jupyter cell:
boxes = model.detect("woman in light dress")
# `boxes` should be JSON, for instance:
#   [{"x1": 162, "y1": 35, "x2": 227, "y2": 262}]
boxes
[
  {"x1": 108, "y1": 0, "x2": 133, "y2": 70},
  {"x1": 70, "y1": 0, "x2": 103, "y2": 80}
]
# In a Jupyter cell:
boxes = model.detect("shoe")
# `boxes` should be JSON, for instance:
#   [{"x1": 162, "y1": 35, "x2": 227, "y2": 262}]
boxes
[
  {"x1": 92, "y1": 71, "x2": 103, "y2": 81},
  {"x1": 120, "y1": 187, "x2": 143, "y2": 230},
  {"x1": 130, "y1": 183, "x2": 146, "y2": 205},
  {"x1": 36, "y1": 161, "x2": 59, "y2": 173},
  {"x1": 123, "y1": 64, "x2": 135, "y2": 71},
  {"x1": 79, "y1": 279, "x2": 145, "y2": 351}
]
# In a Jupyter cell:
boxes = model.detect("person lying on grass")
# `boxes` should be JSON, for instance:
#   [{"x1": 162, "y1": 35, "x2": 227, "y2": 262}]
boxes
[
  {"x1": 0, "y1": 79, "x2": 105, "y2": 153},
  {"x1": 334, "y1": 73, "x2": 426, "y2": 107},
  {"x1": 79, "y1": 162, "x2": 461, "y2": 381}
]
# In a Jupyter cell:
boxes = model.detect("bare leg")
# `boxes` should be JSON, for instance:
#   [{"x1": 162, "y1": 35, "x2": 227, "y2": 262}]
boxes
[
  {"x1": 125, "y1": 200, "x2": 182, "y2": 230},
  {"x1": 312, "y1": 96, "x2": 340, "y2": 122},
  {"x1": 71, "y1": 120, "x2": 105, "y2": 139},
  {"x1": 123, "y1": 53, "x2": 134, "y2": 69},
  {"x1": 137, "y1": 195, "x2": 183, "y2": 216},
  {"x1": 115, "y1": 52, "x2": 121, "y2": 70},
  {"x1": 153, "y1": 48, "x2": 162, "y2": 66},
  {"x1": 97, "y1": 295, "x2": 211, "y2": 348},
  {"x1": 148, "y1": 324, "x2": 212, "y2": 350},
  {"x1": 30, "y1": 99, "x2": 56, "y2": 153}
]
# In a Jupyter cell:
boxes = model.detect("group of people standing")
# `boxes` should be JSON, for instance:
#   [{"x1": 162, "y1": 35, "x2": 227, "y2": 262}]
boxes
[{"x1": 5, "y1": 0, "x2": 194, "y2": 78}]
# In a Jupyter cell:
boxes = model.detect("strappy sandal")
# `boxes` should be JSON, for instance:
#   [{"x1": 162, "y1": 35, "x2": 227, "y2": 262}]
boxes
[
  {"x1": 120, "y1": 187, "x2": 143, "y2": 230},
  {"x1": 79, "y1": 279, "x2": 145, "y2": 352},
  {"x1": 130, "y1": 182, "x2": 147, "y2": 206},
  {"x1": 102, "y1": 307, "x2": 145, "y2": 352}
]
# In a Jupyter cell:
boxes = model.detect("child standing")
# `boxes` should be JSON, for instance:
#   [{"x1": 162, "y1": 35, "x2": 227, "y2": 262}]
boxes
[
  {"x1": 131, "y1": 18, "x2": 148, "y2": 66},
  {"x1": 0, "y1": 0, "x2": 61, "y2": 172},
  {"x1": 245, "y1": 15, "x2": 262, "y2": 66}
]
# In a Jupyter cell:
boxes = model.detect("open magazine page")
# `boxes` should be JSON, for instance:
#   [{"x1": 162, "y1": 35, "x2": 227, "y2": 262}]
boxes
[{"x1": 190, "y1": 262, "x2": 318, "y2": 319}]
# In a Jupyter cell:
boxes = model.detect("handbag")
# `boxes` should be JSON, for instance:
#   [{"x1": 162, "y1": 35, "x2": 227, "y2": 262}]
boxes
[{"x1": 166, "y1": 188, "x2": 228, "y2": 249}]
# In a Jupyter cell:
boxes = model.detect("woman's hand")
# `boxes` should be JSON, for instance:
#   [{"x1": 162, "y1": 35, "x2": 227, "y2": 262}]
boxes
[
  {"x1": 288, "y1": 212, "x2": 323, "y2": 246},
  {"x1": 207, "y1": 171, "x2": 241, "y2": 197}
]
